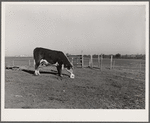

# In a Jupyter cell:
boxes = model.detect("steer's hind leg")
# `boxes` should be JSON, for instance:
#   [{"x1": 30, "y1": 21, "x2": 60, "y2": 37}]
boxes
[
  {"x1": 56, "y1": 65, "x2": 63, "y2": 77},
  {"x1": 34, "y1": 62, "x2": 40, "y2": 76}
]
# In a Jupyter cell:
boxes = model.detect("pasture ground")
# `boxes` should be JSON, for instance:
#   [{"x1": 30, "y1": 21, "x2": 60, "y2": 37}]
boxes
[{"x1": 5, "y1": 65, "x2": 145, "y2": 109}]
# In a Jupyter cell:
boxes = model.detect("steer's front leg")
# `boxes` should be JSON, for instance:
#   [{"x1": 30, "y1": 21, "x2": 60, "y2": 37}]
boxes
[{"x1": 34, "y1": 62, "x2": 40, "y2": 76}]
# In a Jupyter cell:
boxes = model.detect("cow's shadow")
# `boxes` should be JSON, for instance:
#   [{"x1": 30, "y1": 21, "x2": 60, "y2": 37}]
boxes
[{"x1": 21, "y1": 69, "x2": 70, "y2": 77}]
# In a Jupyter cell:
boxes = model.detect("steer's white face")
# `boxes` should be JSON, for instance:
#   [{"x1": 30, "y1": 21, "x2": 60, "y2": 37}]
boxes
[
  {"x1": 64, "y1": 62, "x2": 75, "y2": 78},
  {"x1": 65, "y1": 68, "x2": 75, "y2": 78}
]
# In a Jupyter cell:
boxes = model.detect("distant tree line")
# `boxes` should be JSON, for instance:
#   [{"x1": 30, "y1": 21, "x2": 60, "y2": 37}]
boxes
[
  {"x1": 66, "y1": 53, "x2": 145, "y2": 59},
  {"x1": 95, "y1": 54, "x2": 145, "y2": 59}
]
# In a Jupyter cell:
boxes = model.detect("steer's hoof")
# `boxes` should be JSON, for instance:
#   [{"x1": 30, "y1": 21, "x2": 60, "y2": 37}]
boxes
[
  {"x1": 58, "y1": 74, "x2": 63, "y2": 77},
  {"x1": 34, "y1": 72, "x2": 40, "y2": 76},
  {"x1": 70, "y1": 73, "x2": 75, "y2": 79}
]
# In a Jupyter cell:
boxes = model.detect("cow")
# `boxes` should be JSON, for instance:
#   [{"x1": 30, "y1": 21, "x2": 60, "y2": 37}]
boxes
[{"x1": 33, "y1": 47, "x2": 75, "y2": 78}]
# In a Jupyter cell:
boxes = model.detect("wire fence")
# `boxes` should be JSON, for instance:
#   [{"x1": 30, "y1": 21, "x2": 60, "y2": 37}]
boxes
[
  {"x1": 5, "y1": 56, "x2": 145, "y2": 72},
  {"x1": 68, "y1": 56, "x2": 145, "y2": 73}
]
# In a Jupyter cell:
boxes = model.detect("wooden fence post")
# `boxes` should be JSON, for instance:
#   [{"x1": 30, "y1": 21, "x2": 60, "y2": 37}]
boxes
[
  {"x1": 88, "y1": 55, "x2": 93, "y2": 68},
  {"x1": 100, "y1": 54, "x2": 103, "y2": 71},
  {"x1": 91, "y1": 55, "x2": 93, "y2": 68},
  {"x1": 110, "y1": 55, "x2": 113, "y2": 69},
  {"x1": 113, "y1": 60, "x2": 115, "y2": 69},
  {"x1": 98, "y1": 54, "x2": 100, "y2": 68},
  {"x1": 81, "y1": 51, "x2": 84, "y2": 68},
  {"x1": 88, "y1": 57, "x2": 90, "y2": 67}
]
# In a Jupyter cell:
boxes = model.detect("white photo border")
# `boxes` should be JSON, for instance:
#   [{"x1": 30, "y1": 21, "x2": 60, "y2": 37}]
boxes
[{"x1": 1, "y1": 1, "x2": 149, "y2": 122}]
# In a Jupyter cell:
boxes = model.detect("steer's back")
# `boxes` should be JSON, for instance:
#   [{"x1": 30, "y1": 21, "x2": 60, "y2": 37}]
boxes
[{"x1": 33, "y1": 47, "x2": 65, "y2": 61}]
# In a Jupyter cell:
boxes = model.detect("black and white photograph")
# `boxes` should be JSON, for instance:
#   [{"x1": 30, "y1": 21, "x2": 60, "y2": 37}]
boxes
[{"x1": 1, "y1": 1, "x2": 149, "y2": 122}]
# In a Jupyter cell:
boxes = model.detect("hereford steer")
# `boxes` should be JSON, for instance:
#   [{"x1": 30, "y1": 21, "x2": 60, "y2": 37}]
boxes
[{"x1": 33, "y1": 47, "x2": 75, "y2": 78}]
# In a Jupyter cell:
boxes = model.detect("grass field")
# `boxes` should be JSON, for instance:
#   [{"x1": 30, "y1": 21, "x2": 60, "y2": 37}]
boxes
[{"x1": 5, "y1": 57, "x2": 145, "y2": 109}]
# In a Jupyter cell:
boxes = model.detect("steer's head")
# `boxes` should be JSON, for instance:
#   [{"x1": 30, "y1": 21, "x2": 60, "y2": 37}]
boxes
[
  {"x1": 65, "y1": 63, "x2": 75, "y2": 78},
  {"x1": 64, "y1": 62, "x2": 73, "y2": 70},
  {"x1": 64, "y1": 62, "x2": 74, "y2": 74}
]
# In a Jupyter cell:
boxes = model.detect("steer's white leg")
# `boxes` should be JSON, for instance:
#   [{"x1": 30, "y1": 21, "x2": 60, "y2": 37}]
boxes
[
  {"x1": 34, "y1": 69, "x2": 40, "y2": 75},
  {"x1": 34, "y1": 70, "x2": 38, "y2": 75},
  {"x1": 34, "y1": 62, "x2": 40, "y2": 76},
  {"x1": 37, "y1": 70, "x2": 40, "y2": 75}
]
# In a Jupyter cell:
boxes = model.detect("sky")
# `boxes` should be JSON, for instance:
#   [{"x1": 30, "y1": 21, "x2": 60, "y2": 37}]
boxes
[{"x1": 4, "y1": 2, "x2": 146, "y2": 56}]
